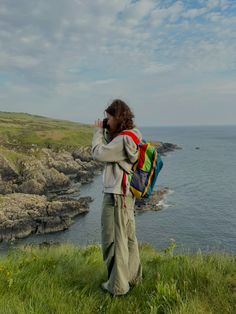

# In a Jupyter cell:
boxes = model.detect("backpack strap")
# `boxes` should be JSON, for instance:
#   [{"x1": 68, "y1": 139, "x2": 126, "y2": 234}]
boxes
[
  {"x1": 118, "y1": 130, "x2": 141, "y2": 145},
  {"x1": 117, "y1": 130, "x2": 141, "y2": 201}
]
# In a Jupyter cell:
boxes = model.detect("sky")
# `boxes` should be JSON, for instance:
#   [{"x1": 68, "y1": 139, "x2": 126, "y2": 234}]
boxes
[{"x1": 0, "y1": 0, "x2": 236, "y2": 127}]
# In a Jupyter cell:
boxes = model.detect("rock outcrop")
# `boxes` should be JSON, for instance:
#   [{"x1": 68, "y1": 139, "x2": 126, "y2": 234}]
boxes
[
  {"x1": 0, "y1": 193, "x2": 92, "y2": 241},
  {"x1": 135, "y1": 187, "x2": 170, "y2": 211},
  {"x1": 153, "y1": 142, "x2": 182, "y2": 156},
  {"x1": 0, "y1": 140, "x2": 179, "y2": 242},
  {"x1": 0, "y1": 146, "x2": 102, "y2": 242},
  {"x1": 0, "y1": 147, "x2": 103, "y2": 196}
]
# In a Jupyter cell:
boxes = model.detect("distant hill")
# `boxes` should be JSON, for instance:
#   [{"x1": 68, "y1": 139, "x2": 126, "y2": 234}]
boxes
[{"x1": 0, "y1": 111, "x2": 93, "y2": 150}]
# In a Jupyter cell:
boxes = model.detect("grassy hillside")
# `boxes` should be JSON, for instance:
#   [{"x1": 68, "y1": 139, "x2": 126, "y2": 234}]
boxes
[
  {"x1": 0, "y1": 111, "x2": 93, "y2": 150},
  {"x1": 0, "y1": 242, "x2": 235, "y2": 314}
]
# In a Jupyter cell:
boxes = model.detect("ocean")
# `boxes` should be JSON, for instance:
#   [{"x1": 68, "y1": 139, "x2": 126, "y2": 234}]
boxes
[{"x1": 1, "y1": 125, "x2": 236, "y2": 254}]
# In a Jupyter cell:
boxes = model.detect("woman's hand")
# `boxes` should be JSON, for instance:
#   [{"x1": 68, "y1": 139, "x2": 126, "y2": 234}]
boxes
[{"x1": 94, "y1": 118, "x2": 103, "y2": 128}]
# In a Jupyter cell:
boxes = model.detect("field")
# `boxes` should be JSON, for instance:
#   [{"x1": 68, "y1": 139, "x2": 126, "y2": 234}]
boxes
[
  {"x1": 0, "y1": 111, "x2": 93, "y2": 151},
  {"x1": 0, "y1": 242, "x2": 235, "y2": 314}
]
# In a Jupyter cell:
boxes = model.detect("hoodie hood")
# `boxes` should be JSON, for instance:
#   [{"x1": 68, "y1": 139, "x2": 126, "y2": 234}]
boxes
[{"x1": 129, "y1": 128, "x2": 142, "y2": 141}]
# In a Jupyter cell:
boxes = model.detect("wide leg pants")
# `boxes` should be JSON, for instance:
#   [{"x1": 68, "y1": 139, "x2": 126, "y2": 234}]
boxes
[{"x1": 101, "y1": 193, "x2": 142, "y2": 295}]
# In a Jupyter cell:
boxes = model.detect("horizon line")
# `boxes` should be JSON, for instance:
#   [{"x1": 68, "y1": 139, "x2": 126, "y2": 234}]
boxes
[{"x1": 0, "y1": 110, "x2": 235, "y2": 128}]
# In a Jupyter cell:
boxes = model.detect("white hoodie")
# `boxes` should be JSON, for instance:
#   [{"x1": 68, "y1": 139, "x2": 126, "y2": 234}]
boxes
[{"x1": 92, "y1": 127, "x2": 142, "y2": 194}]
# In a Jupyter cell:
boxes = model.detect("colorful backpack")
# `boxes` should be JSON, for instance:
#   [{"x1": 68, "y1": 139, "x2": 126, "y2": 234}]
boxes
[{"x1": 119, "y1": 131, "x2": 164, "y2": 198}]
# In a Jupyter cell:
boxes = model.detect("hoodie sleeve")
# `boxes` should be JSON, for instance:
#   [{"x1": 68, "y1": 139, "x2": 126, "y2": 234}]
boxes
[{"x1": 92, "y1": 128, "x2": 128, "y2": 162}]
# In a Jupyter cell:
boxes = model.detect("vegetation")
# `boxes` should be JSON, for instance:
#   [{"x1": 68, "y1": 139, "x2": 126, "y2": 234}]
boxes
[
  {"x1": 0, "y1": 112, "x2": 235, "y2": 313},
  {"x1": 0, "y1": 241, "x2": 235, "y2": 313},
  {"x1": 0, "y1": 111, "x2": 93, "y2": 151}
]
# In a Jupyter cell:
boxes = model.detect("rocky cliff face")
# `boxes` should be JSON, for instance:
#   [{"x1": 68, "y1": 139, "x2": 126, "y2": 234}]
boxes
[
  {"x1": 0, "y1": 147, "x2": 103, "y2": 196},
  {"x1": 0, "y1": 193, "x2": 92, "y2": 241},
  {"x1": 0, "y1": 141, "x2": 180, "y2": 242},
  {"x1": 0, "y1": 146, "x2": 103, "y2": 242}
]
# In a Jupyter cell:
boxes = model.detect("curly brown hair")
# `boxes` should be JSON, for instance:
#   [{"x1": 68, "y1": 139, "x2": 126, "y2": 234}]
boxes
[{"x1": 104, "y1": 99, "x2": 135, "y2": 136}]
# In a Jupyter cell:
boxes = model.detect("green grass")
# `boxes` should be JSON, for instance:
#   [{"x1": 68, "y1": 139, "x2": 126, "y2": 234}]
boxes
[
  {"x1": 0, "y1": 111, "x2": 93, "y2": 150},
  {"x1": 0, "y1": 242, "x2": 235, "y2": 314},
  {"x1": 0, "y1": 146, "x2": 29, "y2": 174},
  {"x1": 0, "y1": 146, "x2": 26, "y2": 162}
]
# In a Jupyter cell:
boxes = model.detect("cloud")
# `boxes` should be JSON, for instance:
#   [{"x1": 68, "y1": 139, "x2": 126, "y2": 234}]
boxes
[
  {"x1": 143, "y1": 62, "x2": 174, "y2": 74},
  {"x1": 0, "y1": 52, "x2": 40, "y2": 69},
  {"x1": 0, "y1": 0, "x2": 235, "y2": 125},
  {"x1": 206, "y1": 0, "x2": 221, "y2": 9},
  {"x1": 150, "y1": 1, "x2": 184, "y2": 26},
  {"x1": 182, "y1": 7, "x2": 207, "y2": 19},
  {"x1": 206, "y1": 82, "x2": 236, "y2": 94}
]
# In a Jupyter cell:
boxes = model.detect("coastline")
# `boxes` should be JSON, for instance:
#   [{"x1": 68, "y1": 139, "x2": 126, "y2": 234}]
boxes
[{"x1": 0, "y1": 142, "x2": 180, "y2": 243}]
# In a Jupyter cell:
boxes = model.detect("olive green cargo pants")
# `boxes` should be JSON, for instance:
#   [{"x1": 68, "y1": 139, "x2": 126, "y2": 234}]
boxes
[{"x1": 101, "y1": 193, "x2": 142, "y2": 295}]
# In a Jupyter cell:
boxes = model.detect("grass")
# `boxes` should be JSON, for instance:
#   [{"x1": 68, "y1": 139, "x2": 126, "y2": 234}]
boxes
[
  {"x1": 0, "y1": 111, "x2": 93, "y2": 151},
  {"x1": 0, "y1": 241, "x2": 235, "y2": 314},
  {"x1": 0, "y1": 145, "x2": 26, "y2": 162},
  {"x1": 0, "y1": 111, "x2": 93, "y2": 173}
]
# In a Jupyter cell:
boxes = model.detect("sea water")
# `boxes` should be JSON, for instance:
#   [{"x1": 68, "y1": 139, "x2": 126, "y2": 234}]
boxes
[{"x1": 1, "y1": 125, "x2": 236, "y2": 254}]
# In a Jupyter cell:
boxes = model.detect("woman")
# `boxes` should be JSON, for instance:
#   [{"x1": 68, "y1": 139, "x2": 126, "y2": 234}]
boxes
[{"x1": 92, "y1": 99, "x2": 142, "y2": 296}]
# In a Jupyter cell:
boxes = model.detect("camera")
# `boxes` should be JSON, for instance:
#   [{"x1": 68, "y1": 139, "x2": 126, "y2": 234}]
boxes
[{"x1": 103, "y1": 118, "x2": 110, "y2": 129}]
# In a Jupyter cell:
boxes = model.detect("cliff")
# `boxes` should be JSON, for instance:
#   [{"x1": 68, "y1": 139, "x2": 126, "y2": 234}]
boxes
[{"x1": 0, "y1": 111, "x2": 180, "y2": 242}]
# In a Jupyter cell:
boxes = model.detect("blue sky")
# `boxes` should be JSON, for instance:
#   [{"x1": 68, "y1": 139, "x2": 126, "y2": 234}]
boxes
[{"x1": 0, "y1": 0, "x2": 236, "y2": 126}]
